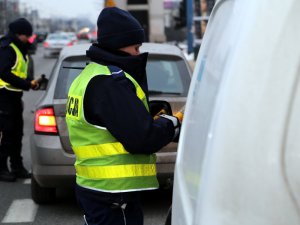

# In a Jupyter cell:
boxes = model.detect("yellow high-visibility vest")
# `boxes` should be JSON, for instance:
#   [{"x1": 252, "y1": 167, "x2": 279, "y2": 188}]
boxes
[
  {"x1": 66, "y1": 63, "x2": 158, "y2": 192},
  {"x1": 0, "y1": 43, "x2": 29, "y2": 92}
]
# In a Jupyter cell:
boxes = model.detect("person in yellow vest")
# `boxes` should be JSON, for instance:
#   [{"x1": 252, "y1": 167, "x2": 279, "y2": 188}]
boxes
[
  {"x1": 66, "y1": 7, "x2": 181, "y2": 225},
  {"x1": 0, "y1": 18, "x2": 40, "y2": 182}
]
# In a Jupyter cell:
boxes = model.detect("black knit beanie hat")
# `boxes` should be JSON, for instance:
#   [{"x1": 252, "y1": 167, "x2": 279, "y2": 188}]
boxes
[
  {"x1": 9, "y1": 18, "x2": 33, "y2": 36},
  {"x1": 97, "y1": 7, "x2": 145, "y2": 49}
]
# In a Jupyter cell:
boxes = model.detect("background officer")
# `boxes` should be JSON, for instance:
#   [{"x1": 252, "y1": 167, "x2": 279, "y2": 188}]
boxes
[{"x1": 0, "y1": 18, "x2": 40, "y2": 182}]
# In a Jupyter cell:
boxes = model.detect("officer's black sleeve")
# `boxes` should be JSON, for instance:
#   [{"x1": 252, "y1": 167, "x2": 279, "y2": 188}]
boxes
[
  {"x1": 84, "y1": 75, "x2": 175, "y2": 154},
  {"x1": 0, "y1": 46, "x2": 32, "y2": 90}
]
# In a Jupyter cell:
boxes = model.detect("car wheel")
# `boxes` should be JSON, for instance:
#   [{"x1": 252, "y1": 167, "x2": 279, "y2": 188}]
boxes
[{"x1": 31, "y1": 176, "x2": 56, "y2": 204}]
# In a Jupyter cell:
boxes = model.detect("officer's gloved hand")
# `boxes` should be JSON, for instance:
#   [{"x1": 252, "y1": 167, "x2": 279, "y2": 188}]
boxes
[
  {"x1": 31, "y1": 74, "x2": 49, "y2": 90},
  {"x1": 30, "y1": 79, "x2": 39, "y2": 90},
  {"x1": 174, "y1": 111, "x2": 184, "y2": 123},
  {"x1": 159, "y1": 114, "x2": 181, "y2": 142}
]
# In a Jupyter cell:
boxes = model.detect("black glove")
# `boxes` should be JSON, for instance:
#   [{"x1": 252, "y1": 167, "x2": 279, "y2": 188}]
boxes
[{"x1": 159, "y1": 114, "x2": 181, "y2": 142}]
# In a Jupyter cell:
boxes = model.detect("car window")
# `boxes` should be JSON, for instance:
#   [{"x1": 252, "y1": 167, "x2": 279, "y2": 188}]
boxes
[
  {"x1": 54, "y1": 56, "x2": 88, "y2": 99},
  {"x1": 48, "y1": 33, "x2": 69, "y2": 40},
  {"x1": 54, "y1": 55, "x2": 190, "y2": 99},
  {"x1": 147, "y1": 55, "x2": 190, "y2": 96},
  {"x1": 47, "y1": 34, "x2": 58, "y2": 40}
]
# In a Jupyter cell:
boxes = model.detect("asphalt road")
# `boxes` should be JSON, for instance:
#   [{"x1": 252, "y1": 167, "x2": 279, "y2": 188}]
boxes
[{"x1": 0, "y1": 45, "x2": 172, "y2": 225}]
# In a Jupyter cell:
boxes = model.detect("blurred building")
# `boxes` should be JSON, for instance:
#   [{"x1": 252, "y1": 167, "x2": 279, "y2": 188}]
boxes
[
  {"x1": 194, "y1": 0, "x2": 215, "y2": 44},
  {"x1": 164, "y1": 0, "x2": 186, "y2": 42},
  {"x1": 0, "y1": 1, "x2": 49, "y2": 35},
  {"x1": 192, "y1": 0, "x2": 215, "y2": 59},
  {"x1": 1, "y1": 1, "x2": 89, "y2": 36},
  {"x1": 111, "y1": 0, "x2": 215, "y2": 45},
  {"x1": 113, "y1": 0, "x2": 166, "y2": 42},
  {"x1": 0, "y1": 0, "x2": 20, "y2": 34}
]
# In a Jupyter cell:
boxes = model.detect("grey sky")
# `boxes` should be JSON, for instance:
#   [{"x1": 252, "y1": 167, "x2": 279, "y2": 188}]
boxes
[{"x1": 20, "y1": 0, "x2": 104, "y2": 23}]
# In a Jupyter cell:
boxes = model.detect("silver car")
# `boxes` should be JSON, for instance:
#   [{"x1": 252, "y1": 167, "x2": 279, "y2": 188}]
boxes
[
  {"x1": 43, "y1": 32, "x2": 76, "y2": 58},
  {"x1": 30, "y1": 43, "x2": 192, "y2": 203}
]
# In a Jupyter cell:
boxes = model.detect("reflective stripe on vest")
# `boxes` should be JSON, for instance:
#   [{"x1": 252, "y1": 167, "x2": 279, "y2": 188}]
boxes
[
  {"x1": 0, "y1": 43, "x2": 28, "y2": 92},
  {"x1": 75, "y1": 164, "x2": 157, "y2": 179},
  {"x1": 66, "y1": 63, "x2": 158, "y2": 192}
]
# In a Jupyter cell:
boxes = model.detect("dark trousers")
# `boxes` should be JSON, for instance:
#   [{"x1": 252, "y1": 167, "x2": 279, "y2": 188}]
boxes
[
  {"x1": 0, "y1": 94, "x2": 24, "y2": 170},
  {"x1": 76, "y1": 185, "x2": 144, "y2": 225}
]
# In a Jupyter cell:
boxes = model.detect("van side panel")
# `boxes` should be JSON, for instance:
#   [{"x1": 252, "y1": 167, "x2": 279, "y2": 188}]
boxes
[
  {"x1": 285, "y1": 75, "x2": 300, "y2": 212},
  {"x1": 172, "y1": 0, "x2": 300, "y2": 224}
]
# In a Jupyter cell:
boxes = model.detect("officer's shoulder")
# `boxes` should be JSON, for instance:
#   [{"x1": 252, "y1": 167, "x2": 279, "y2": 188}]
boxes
[
  {"x1": 0, "y1": 37, "x2": 12, "y2": 49},
  {"x1": 107, "y1": 65, "x2": 125, "y2": 78}
]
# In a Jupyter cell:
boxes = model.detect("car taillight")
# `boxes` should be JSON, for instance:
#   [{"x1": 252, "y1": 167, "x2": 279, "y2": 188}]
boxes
[
  {"x1": 34, "y1": 107, "x2": 58, "y2": 134},
  {"x1": 67, "y1": 40, "x2": 75, "y2": 46},
  {"x1": 43, "y1": 42, "x2": 49, "y2": 47}
]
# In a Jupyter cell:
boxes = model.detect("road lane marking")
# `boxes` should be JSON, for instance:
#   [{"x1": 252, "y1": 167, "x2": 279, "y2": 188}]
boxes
[{"x1": 2, "y1": 199, "x2": 38, "y2": 223}]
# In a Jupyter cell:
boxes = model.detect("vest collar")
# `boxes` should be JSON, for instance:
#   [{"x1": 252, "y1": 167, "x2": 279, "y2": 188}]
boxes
[
  {"x1": 5, "y1": 32, "x2": 29, "y2": 57},
  {"x1": 86, "y1": 43, "x2": 148, "y2": 85}
]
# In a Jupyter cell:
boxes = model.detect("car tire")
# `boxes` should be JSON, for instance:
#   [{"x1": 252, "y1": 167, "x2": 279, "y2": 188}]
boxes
[{"x1": 31, "y1": 176, "x2": 56, "y2": 204}]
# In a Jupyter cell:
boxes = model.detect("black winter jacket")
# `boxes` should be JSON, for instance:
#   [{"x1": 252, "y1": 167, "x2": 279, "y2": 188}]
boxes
[{"x1": 83, "y1": 44, "x2": 175, "y2": 154}]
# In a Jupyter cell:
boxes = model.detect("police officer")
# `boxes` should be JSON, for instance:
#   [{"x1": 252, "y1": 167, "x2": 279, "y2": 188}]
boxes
[
  {"x1": 66, "y1": 7, "x2": 181, "y2": 225},
  {"x1": 0, "y1": 18, "x2": 40, "y2": 182}
]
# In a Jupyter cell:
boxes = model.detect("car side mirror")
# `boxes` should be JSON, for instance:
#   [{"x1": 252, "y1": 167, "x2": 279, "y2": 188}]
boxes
[
  {"x1": 149, "y1": 100, "x2": 173, "y2": 118},
  {"x1": 38, "y1": 74, "x2": 49, "y2": 90}
]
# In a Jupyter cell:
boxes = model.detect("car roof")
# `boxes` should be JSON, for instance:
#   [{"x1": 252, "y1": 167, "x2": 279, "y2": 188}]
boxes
[{"x1": 59, "y1": 42, "x2": 185, "y2": 59}]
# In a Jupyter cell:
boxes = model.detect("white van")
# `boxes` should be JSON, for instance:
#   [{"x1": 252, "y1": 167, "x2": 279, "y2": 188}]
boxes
[{"x1": 171, "y1": 0, "x2": 300, "y2": 224}]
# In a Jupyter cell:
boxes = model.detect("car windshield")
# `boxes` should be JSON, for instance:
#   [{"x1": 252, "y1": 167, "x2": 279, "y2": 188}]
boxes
[
  {"x1": 54, "y1": 55, "x2": 190, "y2": 99},
  {"x1": 47, "y1": 33, "x2": 69, "y2": 40}
]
